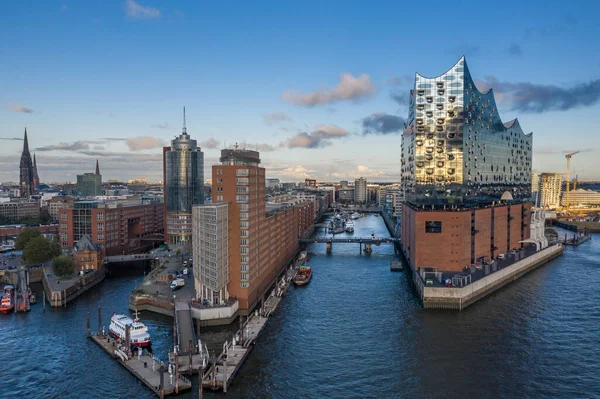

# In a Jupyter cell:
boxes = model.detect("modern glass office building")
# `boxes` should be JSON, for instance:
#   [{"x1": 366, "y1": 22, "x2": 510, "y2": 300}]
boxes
[
  {"x1": 401, "y1": 57, "x2": 532, "y2": 204},
  {"x1": 163, "y1": 115, "x2": 205, "y2": 246}
]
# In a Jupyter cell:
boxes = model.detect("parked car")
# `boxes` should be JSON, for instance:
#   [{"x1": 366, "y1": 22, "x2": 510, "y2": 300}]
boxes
[{"x1": 497, "y1": 253, "x2": 505, "y2": 260}]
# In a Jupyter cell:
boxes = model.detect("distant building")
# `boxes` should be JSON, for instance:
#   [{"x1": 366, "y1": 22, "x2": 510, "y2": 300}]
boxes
[
  {"x1": 19, "y1": 128, "x2": 36, "y2": 197},
  {"x1": 337, "y1": 188, "x2": 354, "y2": 202},
  {"x1": 193, "y1": 148, "x2": 315, "y2": 313},
  {"x1": 354, "y1": 177, "x2": 367, "y2": 203},
  {"x1": 163, "y1": 109, "x2": 204, "y2": 246},
  {"x1": 266, "y1": 178, "x2": 280, "y2": 189},
  {"x1": 560, "y1": 189, "x2": 600, "y2": 207},
  {"x1": 340, "y1": 180, "x2": 349, "y2": 189},
  {"x1": 305, "y1": 179, "x2": 317, "y2": 188},
  {"x1": 48, "y1": 196, "x2": 75, "y2": 221},
  {"x1": 77, "y1": 160, "x2": 102, "y2": 196},
  {"x1": 0, "y1": 200, "x2": 40, "y2": 224},
  {"x1": 381, "y1": 185, "x2": 403, "y2": 217},
  {"x1": 532, "y1": 173, "x2": 562, "y2": 209},
  {"x1": 59, "y1": 199, "x2": 164, "y2": 256},
  {"x1": 73, "y1": 234, "x2": 102, "y2": 271}
]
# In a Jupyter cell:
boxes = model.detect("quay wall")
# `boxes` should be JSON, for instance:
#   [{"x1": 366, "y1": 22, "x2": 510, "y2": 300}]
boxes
[
  {"x1": 42, "y1": 266, "x2": 106, "y2": 307},
  {"x1": 421, "y1": 244, "x2": 564, "y2": 310},
  {"x1": 190, "y1": 301, "x2": 239, "y2": 327},
  {"x1": 129, "y1": 294, "x2": 174, "y2": 316}
]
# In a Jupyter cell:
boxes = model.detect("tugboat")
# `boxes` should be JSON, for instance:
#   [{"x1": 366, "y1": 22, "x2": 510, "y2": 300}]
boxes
[
  {"x1": 109, "y1": 311, "x2": 152, "y2": 347},
  {"x1": 293, "y1": 266, "x2": 312, "y2": 286},
  {"x1": 0, "y1": 285, "x2": 15, "y2": 314}
]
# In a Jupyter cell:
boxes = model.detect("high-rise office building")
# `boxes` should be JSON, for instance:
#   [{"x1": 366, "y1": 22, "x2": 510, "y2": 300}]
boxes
[
  {"x1": 77, "y1": 160, "x2": 102, "y2": 196},
  {"x1": 193, "y1": 147, "x2": 315, "y2": 314},
  {"x1": 354, "y1": 177, "x2": 367, "y2": 203},
  {"x1": 532, "y1": 173, "x2": 562, "y2": 209},
  {"x1": 19, "y1": 128, "x2": 35, "y2": 197},
  {"x1": 401, "y1": 56, "x2": 532, "y2": 203},
  {"x1": 163, "y1": 109, "x2": 204, "y2": 246}
]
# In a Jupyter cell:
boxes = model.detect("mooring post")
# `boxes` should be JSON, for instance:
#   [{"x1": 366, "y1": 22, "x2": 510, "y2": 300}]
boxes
[
  {"x1": 239, "y1": 316, "x2": 244, "y2": 343},
  {"x1": 63, "y1": 289, "x2": 66, "y2": 307},
  {"x1": 198, "y1": 360, "x2": 203, "y2": 398},
  {"x1": 211, "y1": 351, "x2": 217, "y2": 388},
  {"x1": 159, "y1": 365, "x2": 164, "y2": 399},
  {"x1": 42, "y1": 290, "x2": 46, "y2": 312},
  {"x1": 86, "y1": 312, "x2": 91, "y2": 337},
  {"x1": 98, "y1": 306, "x2": 102, "y2": 334},
  {"x1": 125, "y1": 324, "x2": 131, "y2": 357},
  {"x1": 188, "y1": 338, "x2": 193, "y2": 370},
  {"x1": 223, "y1": 345, "x2": 228, "y2": 393},
  {"x1": 175, "y1": 352, "x2": 179, "y2": 394},
  {"x1": 173, "y1": 321, "x2": 177, "y2": 349}
]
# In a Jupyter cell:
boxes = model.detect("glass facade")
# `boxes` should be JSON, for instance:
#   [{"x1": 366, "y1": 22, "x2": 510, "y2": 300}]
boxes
[
  {"x1": 165, "y1": 131, "x2": 205, "y2": 245},
  {"x1": 401, "y1": 57, "x2": 532, "y2": 204}
]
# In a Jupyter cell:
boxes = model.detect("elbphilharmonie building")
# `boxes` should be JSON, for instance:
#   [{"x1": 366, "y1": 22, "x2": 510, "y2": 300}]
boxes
[{"x1": 401, "y1": 57, "x2": 532, "y2": 203}]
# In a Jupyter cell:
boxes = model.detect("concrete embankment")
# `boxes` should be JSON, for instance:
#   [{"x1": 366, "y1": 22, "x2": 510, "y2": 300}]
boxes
[
  {"x1": 416, "y1": 244, "x2": 564, "y2": 310},
  {"x1": 42, "y1": 266, "x2": 106, "y2": 307}
]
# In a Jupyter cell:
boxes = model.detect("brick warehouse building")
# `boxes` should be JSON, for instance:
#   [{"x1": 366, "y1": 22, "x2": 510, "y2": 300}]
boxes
[
  {"x1": 59, "y1": 199, "x2": 164, "y2": 256},
  {"x1": 402, "y1": 201, "x2": 531, "y2": 272},
  {"x1": 193, "y1": 148, "x2": 316, "y2": 313}
]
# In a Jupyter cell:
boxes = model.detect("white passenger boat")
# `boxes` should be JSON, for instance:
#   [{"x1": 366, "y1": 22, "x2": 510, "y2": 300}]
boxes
[
  {"x1": 345, "y1": 220, "x2": 354, "y2": 233},
  {"x1": 350, "y1": 212, "x2": 360, "y2": 220},
  {"x1": 109, "y1": 312, "x2": 152, "y2": 347}
]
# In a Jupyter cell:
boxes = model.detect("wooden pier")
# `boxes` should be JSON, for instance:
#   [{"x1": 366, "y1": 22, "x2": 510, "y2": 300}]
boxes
[
  {"x1": 563, "y1": 234, "x2": 591, "y2": 246},
  {"x1": 201, "y1": 262, "x2": 299, "y2": 391},
  {"x1": 87, "y1": 309, "x2": 192, "y2": 398}
]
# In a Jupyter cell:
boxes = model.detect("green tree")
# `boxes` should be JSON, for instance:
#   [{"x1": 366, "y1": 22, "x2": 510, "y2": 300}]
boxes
[
  {"x1": 39, "y1": 208, "x2": 52, "y2": 225},
  {"x1": 0, "y1": 214, "x2": 9, "y2": 225},
  {"x1": 22, "y1": 235, "x2": 61, "y2": 264},
  {"x1": 18, "y1": 216, "x2": 40, "y2": 226},
  {"x1": 14, "y1": 228, "x2": 42, "y2": 250},
  {"x1": 52, "y1": 256, "x2": 75, "y2": 277}
]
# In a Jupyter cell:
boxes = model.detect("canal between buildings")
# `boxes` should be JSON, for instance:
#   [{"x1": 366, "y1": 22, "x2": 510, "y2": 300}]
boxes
[{"x1": 1, "y1": 214, "x2": 599, "y2": 398}]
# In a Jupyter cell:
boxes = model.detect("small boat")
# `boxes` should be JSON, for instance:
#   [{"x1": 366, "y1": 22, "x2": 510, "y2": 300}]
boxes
[
  {"x1": 351, "y1": 212, "x2": 360, "y2": 220},
  {"x1": 109, "y1": 311, "x2": 152, "y2": 347},
  {"x1": 294, "y1": 266, "x2": 312, "y2": 286},
  {"x1": 0, "y1": 285, "x2": 15, "y2": 314},
  {"x1": 345, "y1": 219, "x2": 354, "y2": 233}
]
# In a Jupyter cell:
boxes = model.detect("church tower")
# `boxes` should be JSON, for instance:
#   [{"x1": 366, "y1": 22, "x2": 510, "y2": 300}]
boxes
[{"x1": 19, "y1": 128, "x2": 35, "y2": 197}]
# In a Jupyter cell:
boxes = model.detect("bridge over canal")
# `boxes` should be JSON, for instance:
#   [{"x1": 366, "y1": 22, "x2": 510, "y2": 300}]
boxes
[{"x1": 299, "y1": 236, "x2": 400, "y2": 254}]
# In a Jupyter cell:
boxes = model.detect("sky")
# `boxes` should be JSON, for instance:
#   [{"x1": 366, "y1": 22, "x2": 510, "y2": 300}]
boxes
[{"x1": 1, "y1": 0, "x2": 600, "y2": 183}]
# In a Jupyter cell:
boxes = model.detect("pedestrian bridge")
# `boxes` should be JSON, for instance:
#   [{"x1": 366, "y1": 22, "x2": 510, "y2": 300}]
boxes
[
  {"x1": 299, "y1": 236, "x2": 400, "y2": 254},
  {"x1": 299, "y1": 237, "x2": 399, "y2": 244},
  {"x1": 104, "y1": 254, "x2": 155, "y2": 263}
]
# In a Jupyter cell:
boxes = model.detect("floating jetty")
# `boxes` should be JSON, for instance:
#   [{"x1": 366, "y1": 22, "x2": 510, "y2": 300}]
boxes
[
  {"x1": 87, "y1": 309, "x2": 192, "y2": 398},
  {"x1": 390, "y1": 260, "x2": 403, "y2": 272},
  {"x1": 202, "y1": 262, "x2": 299, "y2": 392},
  {"x1": 563, "y1": 233, "x2": 592, "y2": 246}
]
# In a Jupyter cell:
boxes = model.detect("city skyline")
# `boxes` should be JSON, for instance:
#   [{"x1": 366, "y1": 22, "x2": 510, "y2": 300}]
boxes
[{"x1": 2, "y1": 1, "x2": 600, "y2": 182}]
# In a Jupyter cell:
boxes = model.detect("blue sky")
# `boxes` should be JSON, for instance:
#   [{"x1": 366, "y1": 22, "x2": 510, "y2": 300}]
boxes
[{"x1": 1, "y1": 0, "x2": 599, "y2": 182}]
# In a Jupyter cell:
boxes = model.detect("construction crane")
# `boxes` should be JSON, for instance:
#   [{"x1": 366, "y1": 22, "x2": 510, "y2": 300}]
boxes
[{"x1": 565, "y1": 151, "x2": 580, "y2": 213}]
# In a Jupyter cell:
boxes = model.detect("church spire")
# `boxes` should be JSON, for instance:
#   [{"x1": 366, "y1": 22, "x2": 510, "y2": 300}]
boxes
[
  {"x1": 95, "y1": 159, "x2": 100, "y2": 175},
  {"x1": 23, "y1": 128, "x2": 30, "y2": 155}
]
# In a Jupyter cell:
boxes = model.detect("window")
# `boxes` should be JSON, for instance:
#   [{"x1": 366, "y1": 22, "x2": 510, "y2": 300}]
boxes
[
  {"x1": 236, "y1": 168, "x2": 249, "y2": 176},
  {"x1": 241, "y1": 265, "x2": 248, "y2": 272},
  {"x1": 240, "y1": 282, "x2": 249, "y2": 288},
  {"x1": 60, "y1": 233, "x2": 67, "y2": 241},
  {"x1": 241, "y1": 256, "x2": 249, "y2": 263},
  {"x1": 97, "y1": 232, "x2": 104, "y2": 240},
  {"x1": 96, "y1": 213, "x2": 104, "y2": 221},
  {"x1": 97, "y1": 223, "x2": 104, "y2": 231},
  {"x1": 241, "y1": 273, "x2": 249, "y2": 281},
  {"x1": 236, "y1": 195, "x2": 248, "y2": 202},
  {"x1": 240, "y1": 212, "x2": 249, "y2": 220},
  {"x1": 216, "y1": 195, "x2": 223, "y2": 201},
  {"x1": 240, "y1": 221, "x2": 249, "y2": 228},
  {"x1": 61, "y1": 213, "x2": 67, "y2": 220},
  {"x1": 240, "y1": 204, "x2": 248, "y2": 211},
  {"x1": 236, "y1": 178, "x2": 249, "y2": 185},
  {"x1": 216, "y1": 169, "x2": 223, "y2": 175},
  {"x1": 425, "y1": 221, "x2": 442, "y2": 233},
  {"x1": 240, "y1": 239, "x2": 248, "y2": 246},
  {"x1": 61, "y1": 223, "x2": 67, "y2": 230},
  {"x1": 240, "y1": 247, "x2": 249, "y2": 254},
  {"x1": 240, "y1": 230, "x2": 249, "y2": 237}
]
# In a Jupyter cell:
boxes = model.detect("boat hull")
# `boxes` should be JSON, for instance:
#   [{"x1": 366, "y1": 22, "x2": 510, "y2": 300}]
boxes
[
  {"x1": 0, "y1": 306, "x2": 14, "y2": 314},
  {"x1": 108, "y1": 329, "x2": 152, "y2": 348}
]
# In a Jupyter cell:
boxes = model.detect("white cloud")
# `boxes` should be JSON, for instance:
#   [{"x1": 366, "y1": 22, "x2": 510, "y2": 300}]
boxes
[
  {"x1": 263, "y1": 112, "x2": 293, "y2": 125},
  {"x1": 281, "y1": 73, "x2": 376, "y2": 107},
  {"x1": 125, "y1": 0, "x2": 160, "y2": 19},
  {"x1": 5, "y1": 104, "x2": 34, "y2": 113},
  {"x1": 283, "y1": 124, "x2": 349, "y2": 149},
  {"x1": 200, "y1": 138, "x2": 220, "y2": 149},
  {"x1": 126, "y1": 136, "x2": 165, "y2": 151}
]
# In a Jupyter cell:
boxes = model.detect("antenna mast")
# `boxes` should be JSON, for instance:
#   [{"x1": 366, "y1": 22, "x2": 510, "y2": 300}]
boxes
[{"x1": 182, "y1": 106, "x2": 187, "y2": 135}]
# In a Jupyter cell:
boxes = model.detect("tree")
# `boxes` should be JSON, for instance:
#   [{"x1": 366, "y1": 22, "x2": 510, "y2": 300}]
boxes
[
  {"x1": 52, "y1": 256, "x2": 75, "y2": 277},
  {"x1": 39, "y1": 208, "x2": 52, "y2": 225},
  {"x1": 22, "y1": 235, "x2": 61, "y2": 264},
  {"x1": 0, "y1": 214, "x2": 9, "y2": 225},
  {"x1": 14, "y1": 228, "x2": 42, "y2": 250},
  {"x1": 18, "y1": 216, "x2": 40, "y2": 226}
]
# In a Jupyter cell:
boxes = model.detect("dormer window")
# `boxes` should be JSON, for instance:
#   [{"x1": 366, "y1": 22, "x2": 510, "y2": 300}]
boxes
[
  {"x1": 426, "y1": 97, "x2": 433, "y2": 103},
  {"x1": 437, "y1": 89, "x2": 444, "y2": 95},
  {"x1": 449, "y1": 96, "x2": 456, "y2": 103}
]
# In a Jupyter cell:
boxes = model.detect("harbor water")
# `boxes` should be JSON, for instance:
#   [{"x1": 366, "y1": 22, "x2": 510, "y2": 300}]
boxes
[{"x1": 1, "y1": 214, "x2": 599, "y2": 398}]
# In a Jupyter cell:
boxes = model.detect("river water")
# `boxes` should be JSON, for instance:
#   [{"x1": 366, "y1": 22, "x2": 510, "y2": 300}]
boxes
[{"x1": 1, "y1": 215, "x2": 599, "y2": 398}]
